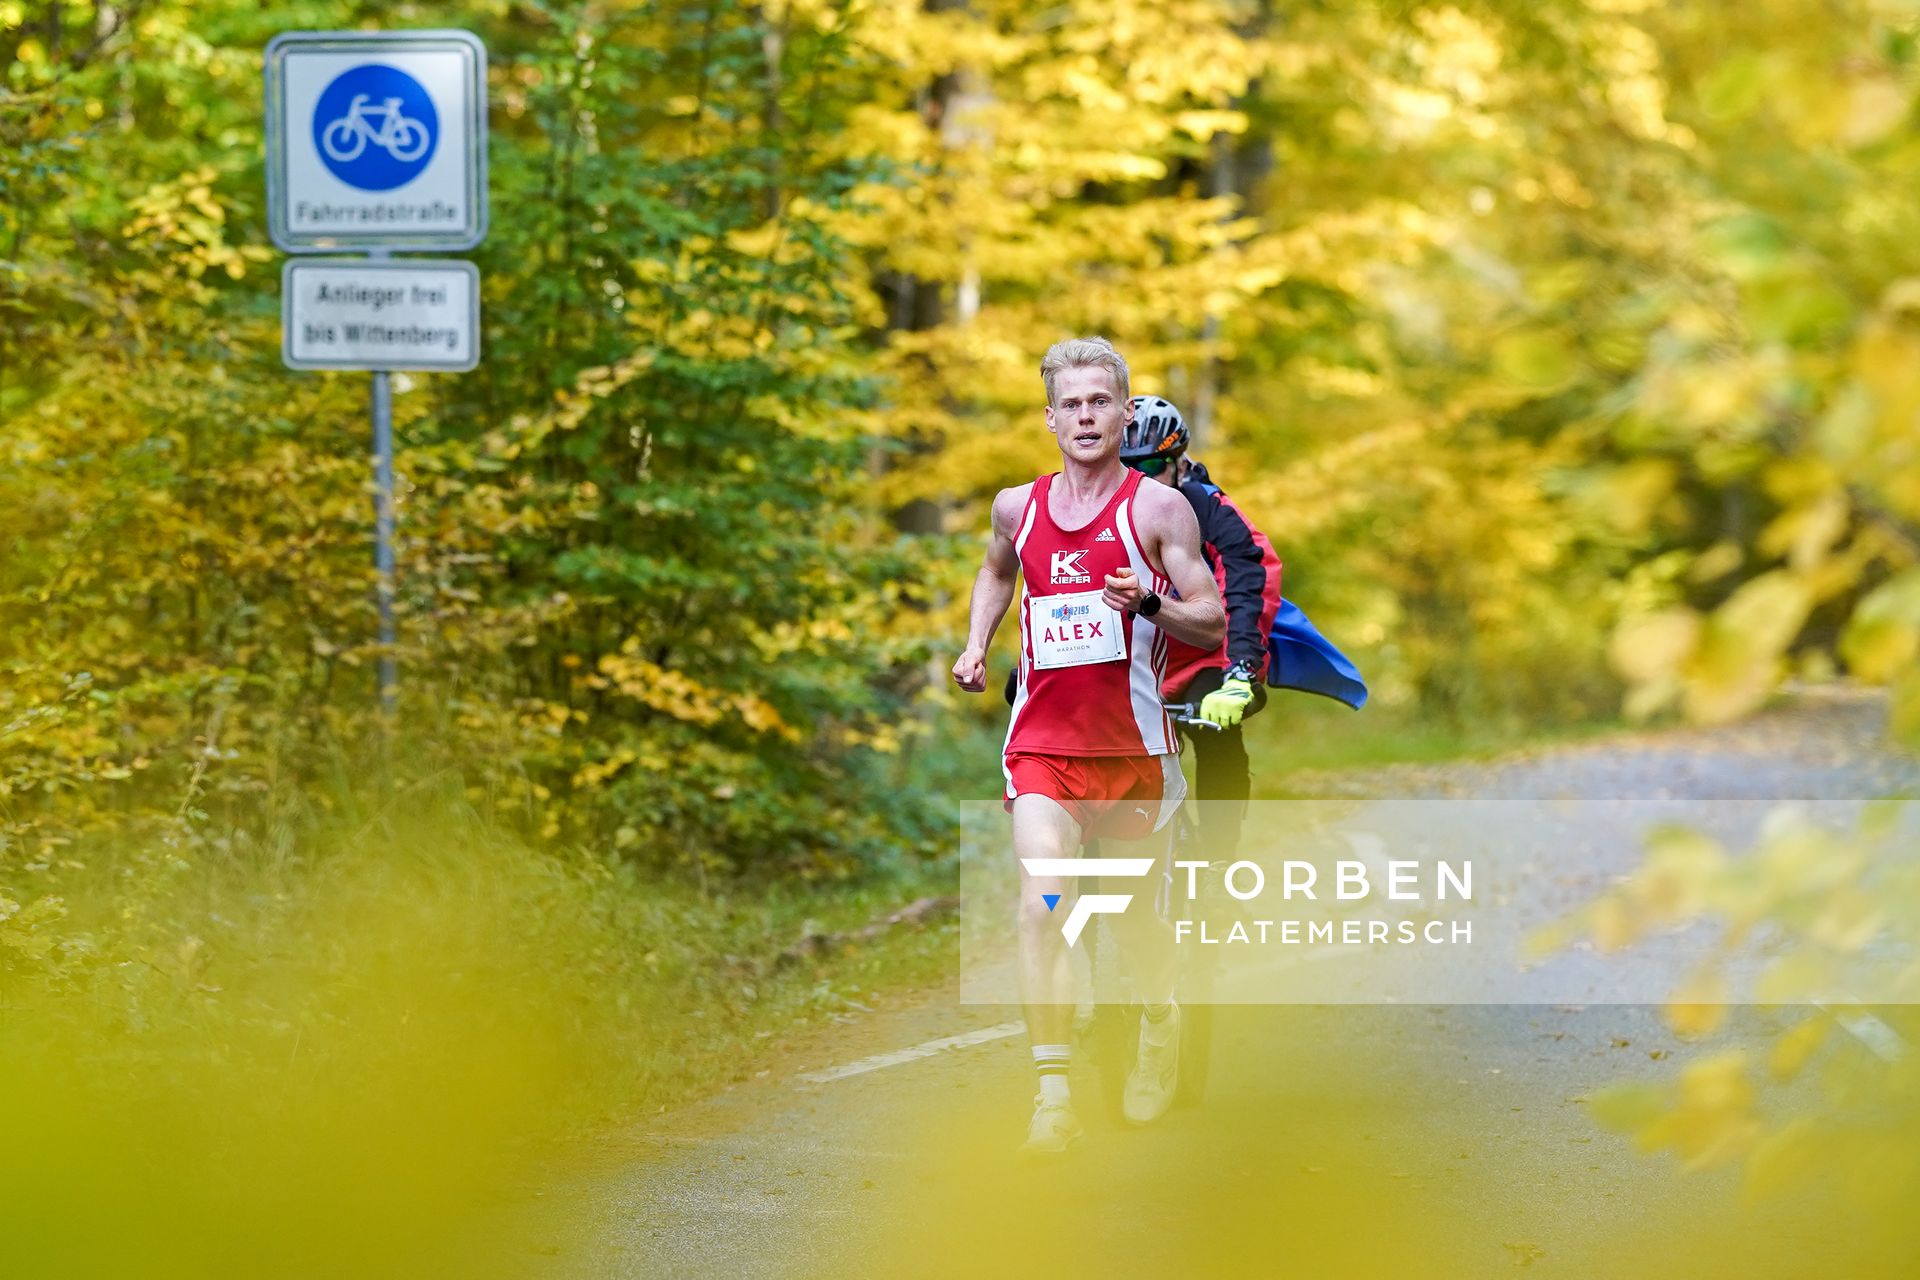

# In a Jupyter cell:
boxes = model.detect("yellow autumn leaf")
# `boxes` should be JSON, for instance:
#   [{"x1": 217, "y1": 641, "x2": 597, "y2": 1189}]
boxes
[
  {"x1": 1716, "y1": 571, "x2": 1815, "y2": 655},
  {"x1": 1767, "y1": 1017, "x2": 1831, "y2": 1083},
  {"x1": 1588, "y1": 895, "x2": 1641, "y2": 954},
  {"x1": 1631, "y1": 825, "x2": 1725, "y2": 921},
  {"x1": 1837, "y1": 76, "x2": 1909, "y2": 148},
  {"x1": 1838, "y1": 616, "x2": 1918, "y2": 682},
  {"x1": 1807, "y1": 888, "x2": 1881, "y2": 954},
  {"x1": 1756, "y1": 493, "x2": 1849, "y2": 570},
  {"x1": 1664, "y1": 969, "x2": 1730, "y2": 1038},
  {"x1": 1587, "y1": 1080, "x2": 1667, "y2": 1135},
  {"x1": 1753, "y1": 948, "x2": 1837, "y2": 1005},
  {"x1": 1609, "y1": 607, "x2": 1701, "y2": 685},
  {"x1": 1891, "y1": 669, "x2": 1920, "y2": 750},
  {"x1": 1521, "y1": 912, "x2": 1584, "y2": 961}
]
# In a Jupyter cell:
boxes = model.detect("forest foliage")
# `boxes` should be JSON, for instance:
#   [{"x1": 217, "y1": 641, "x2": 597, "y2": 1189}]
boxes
[{"x1": 5, "y1": 0, "x2": 1920, "y2": 909}]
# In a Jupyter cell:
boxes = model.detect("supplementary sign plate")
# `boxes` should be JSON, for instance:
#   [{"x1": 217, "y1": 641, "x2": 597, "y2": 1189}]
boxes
[{"x1": 282, "y1": 259, "x2": 480, "y2": 371}]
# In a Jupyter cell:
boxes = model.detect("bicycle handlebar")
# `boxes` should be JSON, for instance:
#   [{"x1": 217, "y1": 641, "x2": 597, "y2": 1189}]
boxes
[{"x1": 1162, "y1": 701, "x2": 1223, "y2": 732}]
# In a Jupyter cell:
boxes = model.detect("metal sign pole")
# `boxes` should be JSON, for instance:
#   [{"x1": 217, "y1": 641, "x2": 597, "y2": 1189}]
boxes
[
  {"x1": 371, "y1": 362, "x2": 398, "y2": 715},
  {"x1": 366, "y1": 238, "x2": 398, "y2": 715}
]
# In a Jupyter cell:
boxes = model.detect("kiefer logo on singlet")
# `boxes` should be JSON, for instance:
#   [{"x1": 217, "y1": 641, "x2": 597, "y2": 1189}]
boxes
[{"x1": 1049, "y1": 550, "x2": 1091, "y2": 585}]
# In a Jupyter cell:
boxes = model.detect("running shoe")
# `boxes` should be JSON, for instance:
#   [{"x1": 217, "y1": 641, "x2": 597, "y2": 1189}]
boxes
[
  {"x1": 1123, "y1": 1002, "x2": 1181, "y2": 1125},
  {"x1": 1020, "y1": 1095, "x2": 1085, "y2": 1154}
]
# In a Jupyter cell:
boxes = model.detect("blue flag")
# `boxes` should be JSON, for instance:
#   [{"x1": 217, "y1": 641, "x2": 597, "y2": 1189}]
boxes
[{"x1": 1266, "y1": 598, "x2": 1368, "y2": 710}]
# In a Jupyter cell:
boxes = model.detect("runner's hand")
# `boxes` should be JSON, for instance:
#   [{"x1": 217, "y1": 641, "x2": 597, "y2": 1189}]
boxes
[
  {"x1": 1103, "y1": 568, "x2": 1146, "y2": 613},
  {"x1": 952, "y1": 647, "x2": 988, "y2": 693},
  {"x1": 1199, "y1": 674, "x2": 1256, "y2": 727}
]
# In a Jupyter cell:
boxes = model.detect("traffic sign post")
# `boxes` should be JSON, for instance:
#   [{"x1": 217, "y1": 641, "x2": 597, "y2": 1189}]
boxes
[{"x1": 267, "y1": 30, "x2": 487, "y2": 716}]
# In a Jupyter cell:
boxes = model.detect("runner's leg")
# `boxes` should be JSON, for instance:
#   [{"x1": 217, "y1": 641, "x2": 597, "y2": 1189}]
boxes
[
  {"x1": 1104, "y1": 756, "x2": 1180, "y2": 1009},
  {"x1": 1011, "y1": 793, "x2": 1083, "y2": 1065}
]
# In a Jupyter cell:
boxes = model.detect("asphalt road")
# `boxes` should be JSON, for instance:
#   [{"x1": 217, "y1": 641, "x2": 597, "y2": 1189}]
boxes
[{"x1": 500, "y1": 690, "x2": 1920, "y2": 1279}]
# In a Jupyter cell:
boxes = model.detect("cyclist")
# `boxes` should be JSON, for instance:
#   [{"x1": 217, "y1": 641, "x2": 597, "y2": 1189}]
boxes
[
  {"x1": 952, "y1": 337, "x2": 1225, "y2": 1154},
  {"x1": 1121, "y1": 396, "x2": 1283, "y2": 866}
]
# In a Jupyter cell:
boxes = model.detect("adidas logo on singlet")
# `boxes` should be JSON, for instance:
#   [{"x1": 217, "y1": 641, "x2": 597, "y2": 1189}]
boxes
[{"x1": 1096, "y1": 529, "x2": 1116, "y2": 542}]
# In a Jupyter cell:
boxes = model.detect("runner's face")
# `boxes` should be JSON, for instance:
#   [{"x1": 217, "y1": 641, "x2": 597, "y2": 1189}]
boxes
[{"x1": 1045, "y1": 366, "x2": 1131, "y2": 466}]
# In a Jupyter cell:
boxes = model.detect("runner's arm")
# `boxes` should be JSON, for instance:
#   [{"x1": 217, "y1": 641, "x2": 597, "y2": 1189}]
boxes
[
  {"x1": 1103, "y1": 483, "x2": 1225, "y2": 651},
  {"x1": 952, "y1": 487, "x2": 1025, "y2": 693}
]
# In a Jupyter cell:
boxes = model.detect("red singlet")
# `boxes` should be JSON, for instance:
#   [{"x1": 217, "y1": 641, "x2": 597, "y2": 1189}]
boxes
[{"x1": 1003, "y1": 469, "x2": 1176, "y2": 761}]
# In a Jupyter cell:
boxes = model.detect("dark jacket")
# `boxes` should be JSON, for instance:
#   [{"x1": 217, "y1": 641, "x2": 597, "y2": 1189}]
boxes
[{"x1": 1162, "y1": 460, "x2": 1284, "y2": 699}]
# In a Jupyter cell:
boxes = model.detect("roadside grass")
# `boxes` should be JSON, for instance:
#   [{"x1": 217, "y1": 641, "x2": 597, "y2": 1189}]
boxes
[{"x1": 0, "y1": 785, "x2": 957, "y2": 1280}]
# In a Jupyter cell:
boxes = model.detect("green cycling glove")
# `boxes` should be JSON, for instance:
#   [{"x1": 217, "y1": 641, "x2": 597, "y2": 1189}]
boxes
[{"x1": 1199, "y1": 673, "x2": 1257, "y2": 728}]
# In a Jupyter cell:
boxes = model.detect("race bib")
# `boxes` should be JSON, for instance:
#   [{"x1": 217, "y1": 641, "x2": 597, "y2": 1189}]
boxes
[{"x1": 1030, "y1": 590, "x2": 1127, "y2": 670}]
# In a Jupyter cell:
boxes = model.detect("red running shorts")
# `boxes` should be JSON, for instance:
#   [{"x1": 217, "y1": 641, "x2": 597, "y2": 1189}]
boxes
[{"x1": 1002, "y1": 752, "x2": 1186, "y2": 839}]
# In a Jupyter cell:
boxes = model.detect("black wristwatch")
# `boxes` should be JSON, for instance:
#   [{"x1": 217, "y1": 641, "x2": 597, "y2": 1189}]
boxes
[{"x1": 1137, "y1": 591, "x2": 1161, "y2": 618}]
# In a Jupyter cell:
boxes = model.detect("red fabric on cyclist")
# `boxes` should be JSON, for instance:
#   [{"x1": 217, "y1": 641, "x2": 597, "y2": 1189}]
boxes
[{"x1": 1003, "y1": 752, "x2": 1185, "y2": 840}]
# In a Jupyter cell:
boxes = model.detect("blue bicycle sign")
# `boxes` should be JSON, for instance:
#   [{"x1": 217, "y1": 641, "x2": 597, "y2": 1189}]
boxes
[
  {"x1": 267, "y1": 31, "x2": 486, "y2": 251},
  {"x1": 311, "y1": 64, "x2": 439, "y2": 191}
]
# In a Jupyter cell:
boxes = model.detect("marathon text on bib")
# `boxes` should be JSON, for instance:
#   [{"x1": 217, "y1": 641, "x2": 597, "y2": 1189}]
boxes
[{"x1": 1030, "y1": 589, "x2": 1126, "y2": 670}]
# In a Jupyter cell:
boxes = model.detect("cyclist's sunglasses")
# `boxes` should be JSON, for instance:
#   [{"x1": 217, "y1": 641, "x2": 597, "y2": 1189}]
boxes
[{"x1": 1124, "y1": 454, "x2": 1175, "y2": 477}]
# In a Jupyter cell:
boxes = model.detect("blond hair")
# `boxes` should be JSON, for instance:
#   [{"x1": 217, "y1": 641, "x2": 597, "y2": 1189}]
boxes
[{"x1": 1040, "y1": 336, "x2": 1130, "y2": 406}]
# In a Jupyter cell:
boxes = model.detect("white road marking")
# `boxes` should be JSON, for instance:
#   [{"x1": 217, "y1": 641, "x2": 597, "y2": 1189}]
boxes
[
  {"x1": 795, "y1": 1022, "x2": 1026, "y2": 1084},
  {"x1": 1817, "y1": 1002, "x2": 1910, "y2": 1063},
  {"x1": 794, "y1": 1001, "x2": 1908, "y2": 1087}
]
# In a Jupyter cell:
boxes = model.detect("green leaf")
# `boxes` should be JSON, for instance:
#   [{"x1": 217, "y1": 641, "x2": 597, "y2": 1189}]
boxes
[{"x1": 1493, "y1": 328, "x2": 1579, "y2": 391}]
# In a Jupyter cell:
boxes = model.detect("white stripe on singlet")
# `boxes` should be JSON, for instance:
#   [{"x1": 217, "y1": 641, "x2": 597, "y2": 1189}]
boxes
[
  {"x1": 1003, "y1": 487, "x2": 1042, "y2": 794},
  {"x1": 1114, "y1": 493, "x2": 1175, "y2": 756}
]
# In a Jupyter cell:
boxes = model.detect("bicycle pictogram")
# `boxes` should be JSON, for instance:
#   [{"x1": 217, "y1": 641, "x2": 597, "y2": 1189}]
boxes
[
  {"x1": 309, "y1": 64, "x2": 439, "y2": 192},
  {"x1": 320, "y1": 95, "x2": 432, "y2": 164}
]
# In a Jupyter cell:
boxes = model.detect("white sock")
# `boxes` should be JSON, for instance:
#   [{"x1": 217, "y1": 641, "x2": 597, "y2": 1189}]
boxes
[{"x1": 1033, "y1": 1044, "x2": 1070, "y2": 1104}]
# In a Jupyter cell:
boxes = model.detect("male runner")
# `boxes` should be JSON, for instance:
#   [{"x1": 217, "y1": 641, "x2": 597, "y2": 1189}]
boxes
[
  {"x1": 1122, "y1": 395, "x2": 1284, "y2": 863},
  {"x1": 952, "y1": 337, "x2": 1225, "y2": 1153}
]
